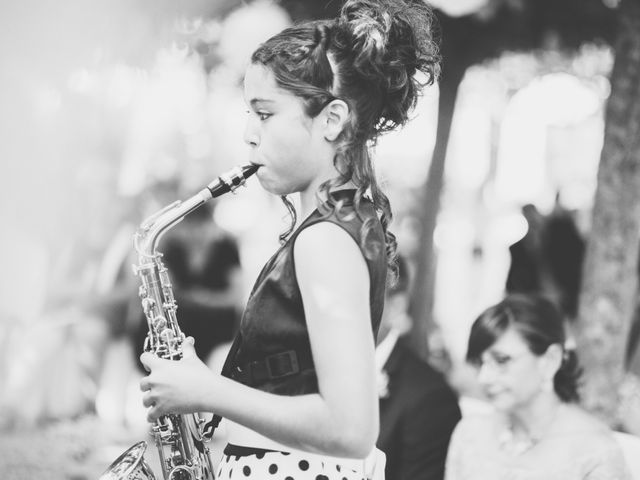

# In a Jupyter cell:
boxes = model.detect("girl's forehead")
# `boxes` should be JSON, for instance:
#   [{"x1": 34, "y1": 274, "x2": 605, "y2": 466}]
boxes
[
  {"x1": 244, "y1": 63, "x2": 273, "y2": 85},
  {"x1": 243, "y1": 64, "x2": 284, "y2": 100},
  {"x1": 243, "y1": 64, "x2": 308, "y2": 116}
]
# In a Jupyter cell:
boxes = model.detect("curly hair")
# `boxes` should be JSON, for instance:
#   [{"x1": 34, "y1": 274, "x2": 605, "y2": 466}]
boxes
[{"x1": 250, "y1": 0, "x2": 440, "y2": 278}]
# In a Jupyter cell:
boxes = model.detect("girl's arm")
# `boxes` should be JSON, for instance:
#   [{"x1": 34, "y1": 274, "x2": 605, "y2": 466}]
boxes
[{"x1": 140, "y1": 221, "x2": 378, "y2": 458}]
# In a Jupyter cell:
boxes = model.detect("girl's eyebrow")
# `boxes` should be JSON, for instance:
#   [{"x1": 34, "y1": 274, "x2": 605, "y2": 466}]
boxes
[{"x1": 250, "y1": 98, "x2": 275, "y2": 106}]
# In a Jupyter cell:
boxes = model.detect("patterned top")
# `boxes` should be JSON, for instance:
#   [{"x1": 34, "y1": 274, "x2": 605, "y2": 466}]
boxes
[{"x1": 445, "y1": 414, "x2": 632, "y2": 480}]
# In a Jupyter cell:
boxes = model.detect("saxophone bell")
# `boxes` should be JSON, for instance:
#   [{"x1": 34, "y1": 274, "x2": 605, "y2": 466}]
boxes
[{"x1": 99, "y1": 441, "x2": 156, "y2": 480}]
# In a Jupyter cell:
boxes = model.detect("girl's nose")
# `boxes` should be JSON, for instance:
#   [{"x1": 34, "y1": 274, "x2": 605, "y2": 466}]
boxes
[{"x1": 243, "y1": 117, "x2": 259, "y2": 147}]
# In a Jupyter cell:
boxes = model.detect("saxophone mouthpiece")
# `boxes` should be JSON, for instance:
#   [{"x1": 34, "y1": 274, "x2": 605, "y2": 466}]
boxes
[
  {"x1": 242, "y1": 163, "x2": 260, "y2": 177},
  {"x1": 207, "y1": 164, "x2": 260, "y2": 198}
]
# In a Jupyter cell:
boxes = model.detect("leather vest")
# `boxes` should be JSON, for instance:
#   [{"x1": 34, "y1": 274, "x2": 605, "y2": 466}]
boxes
[{"x1": 222, "y1": 190, "x2": 387, "y2": 395}]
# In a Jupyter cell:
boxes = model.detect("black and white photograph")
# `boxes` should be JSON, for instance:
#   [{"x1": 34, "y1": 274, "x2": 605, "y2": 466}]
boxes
[{"x1": 1, "y1": 0, "x2": 639, "y2": 478}]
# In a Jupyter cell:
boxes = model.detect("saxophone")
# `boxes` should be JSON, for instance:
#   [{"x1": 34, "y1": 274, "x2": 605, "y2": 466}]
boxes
[{"x1": 99, "y1": 164, "x2": 259, "y2": 480}]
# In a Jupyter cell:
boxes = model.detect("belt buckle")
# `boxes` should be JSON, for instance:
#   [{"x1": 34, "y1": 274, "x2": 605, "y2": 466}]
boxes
[{"x1": 266, "y1": 350, "x2": 299, "y2": 379}]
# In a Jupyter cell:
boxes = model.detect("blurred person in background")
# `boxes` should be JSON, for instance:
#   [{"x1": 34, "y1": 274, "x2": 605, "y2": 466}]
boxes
[
  {"x1": 131, "y1": 200, "x2": 243, "y2": 370},
  {"x1": 540, "y1": 199, "x2": 585, "y2": 320},
  {"x1": 445, "y1": 294, "x2": 630, "y2": 479},
  {"x1": 506, "y1": 198, "x2": 585, "y2": 321},
  {"x1": 137, "y1": 0, "x2": 440, "y2": 478},
  {"x1": 506, "y1": 204, "x2": 547, "y2": 298},
  {"x1": 0, "y1": 192, "x2": 139, "y2": 427},
  {"x1": 376, "y1": 255, "x2": 461, "y2": 480},
  {"x1": 94, "y1": 185, "x2": 243, "y2": 428}
]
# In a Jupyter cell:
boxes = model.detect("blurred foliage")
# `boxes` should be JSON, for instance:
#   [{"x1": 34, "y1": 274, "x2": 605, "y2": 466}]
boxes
[
  {"x1": 261, "y1": 0, "x2": 620, "y2": 90},
  {"x1": 270, "y1": 0, "x2": 617, "y2": 48}
]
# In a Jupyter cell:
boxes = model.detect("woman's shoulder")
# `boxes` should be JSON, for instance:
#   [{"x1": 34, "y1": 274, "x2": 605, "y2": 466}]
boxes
[
  {"x1": 557, "y1": 404, "x2": 617, "y2": 440},
  {"x1": 555, "y1": 405, "x2": 627, "y2": 462}
]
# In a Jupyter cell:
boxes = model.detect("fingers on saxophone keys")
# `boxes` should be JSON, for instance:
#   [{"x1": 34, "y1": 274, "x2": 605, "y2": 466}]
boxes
[{"x1": 140, "y1": 352, "x2": 155, "y2": 372}]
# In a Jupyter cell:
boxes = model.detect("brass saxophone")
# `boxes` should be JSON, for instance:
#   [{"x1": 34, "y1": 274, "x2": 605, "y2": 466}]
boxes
[{"x1": 100, "y1": 164, "x2": 259, "y2": 480}]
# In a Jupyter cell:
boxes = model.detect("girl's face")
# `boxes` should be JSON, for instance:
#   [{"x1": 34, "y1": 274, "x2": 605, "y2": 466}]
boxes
[
  {"x1": 243, "y1": 63, "x2": 334, "y2": 197},
  {"x1": 475, "y1": 327, "x2": 548, "y2": 412}
]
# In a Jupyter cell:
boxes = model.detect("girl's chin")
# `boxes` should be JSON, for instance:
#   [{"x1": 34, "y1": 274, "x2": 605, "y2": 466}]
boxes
[
  {"x1": 255, "y1": 173, "x2": 301, "y2": 197},
  {"x1": 256, "y1": 178, "x2": 287, "y2": 197}
]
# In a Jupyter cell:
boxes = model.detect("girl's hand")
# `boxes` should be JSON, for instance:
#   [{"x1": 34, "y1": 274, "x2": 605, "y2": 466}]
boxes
[{"x1": 139, "y1": 337, "x2": 215, "y2": 422}]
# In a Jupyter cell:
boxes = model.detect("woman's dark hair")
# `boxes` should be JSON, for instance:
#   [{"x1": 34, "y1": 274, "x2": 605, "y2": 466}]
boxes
[
  {"x1": 250, "y1": 0, "x2": 440, "y2": 278},
  {"x1": 466, "y1": 294, "x2": 582, "y2": 402}
]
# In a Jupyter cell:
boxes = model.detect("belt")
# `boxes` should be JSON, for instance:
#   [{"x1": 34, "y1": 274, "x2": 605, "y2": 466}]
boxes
[{"x1": 232, "y1": 349, "x2": 313, "y2": 385}]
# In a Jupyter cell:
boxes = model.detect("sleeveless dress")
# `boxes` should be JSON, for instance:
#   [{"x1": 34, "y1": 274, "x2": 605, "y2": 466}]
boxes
[{"x1": 215, "y1": 190, "x2": 388, "y2": 480}]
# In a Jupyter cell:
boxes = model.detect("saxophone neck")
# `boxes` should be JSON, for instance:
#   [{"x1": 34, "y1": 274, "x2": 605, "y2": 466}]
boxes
[
  {"x1": 135, "y1": 189, "x2": 211, "y2": 258},
  {"x1": 133, "y1": 164, "x2": 259, "y2": 258}
]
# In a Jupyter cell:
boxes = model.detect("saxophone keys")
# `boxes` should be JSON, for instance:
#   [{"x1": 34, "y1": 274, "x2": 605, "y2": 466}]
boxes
[
  {"x1": 141, "y1": 298, "x2": 156, "y2": 316},
  {"x1": 168, "y1": 464, "x2": 194, "y2": 480},
  {"x1": 159, "y1": 328, "x2": 179, "y2": 351},
  {"x1": 151, "y1": 316, "x2": 168, "y2": 331},
  {"x1": 138, "y1": 285, "x2": 148, "y2": 299}
]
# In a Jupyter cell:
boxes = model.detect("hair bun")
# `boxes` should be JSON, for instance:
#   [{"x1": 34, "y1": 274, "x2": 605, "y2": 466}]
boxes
[
  {"x1": 314, "y1": 23, "x2": 332, "y2": 51},
  {"x1": 341, "y1": 1, "x2": 391, "y2": 58},
  {"x1": 337, "y1": 0, "x2": 440, "y2": 133}
]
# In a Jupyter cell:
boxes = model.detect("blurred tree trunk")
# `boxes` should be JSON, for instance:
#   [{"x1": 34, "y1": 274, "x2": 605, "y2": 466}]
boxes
[
  {"x1": 407, "y1": 73, "x2": 462, "y2": 359},
  {"x1": 574, "y1": 0, "x2": 640, "y2": 427},
  {"x1": 407, "y1": 13, "x2": 485, "y2": 359}
]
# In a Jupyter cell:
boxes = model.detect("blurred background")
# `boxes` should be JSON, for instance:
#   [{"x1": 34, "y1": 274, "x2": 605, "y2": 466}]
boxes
[{"x1": 1, "y1": 0, "x2": 639, "y2": 478}]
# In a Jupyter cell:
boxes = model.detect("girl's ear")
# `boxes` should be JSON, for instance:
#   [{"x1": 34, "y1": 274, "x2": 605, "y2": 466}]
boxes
[{"x1": 322, "y1": 99, "x2": 350, "y2": 142}]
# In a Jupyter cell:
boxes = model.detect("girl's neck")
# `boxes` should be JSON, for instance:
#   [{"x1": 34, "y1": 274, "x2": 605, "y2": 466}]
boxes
[
  {"x1": 298, "y1": 179, "x2": 357, "y2": 219},
  {"x1": 299, "y1": 189, "x2": 319, "y2": 219}
]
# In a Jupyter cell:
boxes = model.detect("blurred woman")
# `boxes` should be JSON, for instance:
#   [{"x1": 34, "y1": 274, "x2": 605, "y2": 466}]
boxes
[{"x1": 445, "y1": 294, "x2": 630, "y2": 479}]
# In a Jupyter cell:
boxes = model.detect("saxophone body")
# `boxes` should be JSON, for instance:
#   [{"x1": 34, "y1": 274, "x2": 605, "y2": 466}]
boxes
[{"x1": 100, "y1": 165, "x2": 258, "y2": 480}]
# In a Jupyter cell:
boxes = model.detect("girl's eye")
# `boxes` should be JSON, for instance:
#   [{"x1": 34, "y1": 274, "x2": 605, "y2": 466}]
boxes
[{"x1": 244, "y1": 109, "x2": 271, "y2": 121}]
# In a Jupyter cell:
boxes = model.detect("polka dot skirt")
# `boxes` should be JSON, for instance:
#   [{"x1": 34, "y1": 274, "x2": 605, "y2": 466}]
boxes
[{"x1": 215, "y1": 448, "x2": 366, "y2": 480}]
